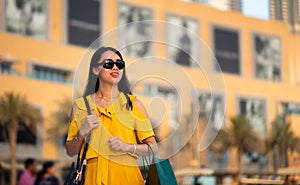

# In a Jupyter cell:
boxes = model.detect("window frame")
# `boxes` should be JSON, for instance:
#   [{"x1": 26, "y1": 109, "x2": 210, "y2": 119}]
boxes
[
  {"x1": 165, "y1": 12, "x2": 201, "y2": 69},
  {"x1": 2, "y1": 0, "x2": 50, "y2": 40},
  {"x1": 63, "y1": 0, "x2": 103, "y2": 47},
  {"x1": 116, "y1": 1, "x2": 155, "y2": 59},
  {"x1": 251, "y1": 31, "x2": 283, "y2": 82},
  {"x1": 28, "y1": 61, "x2": 73, "y2": 83},
  {"x1": 210, "y1": 23, "x2": 243, "y2": 76}
]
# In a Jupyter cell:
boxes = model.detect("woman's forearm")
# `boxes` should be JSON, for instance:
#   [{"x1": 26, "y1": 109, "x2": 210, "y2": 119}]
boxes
[
  {"x1": 128, "y1": 143, "x2": 148, "y2": 156},
  {"x1": 66, "y1": 134, "x2": 158, "y2": 157},
  {"x1": 128, "y1": 137, "x2": 158, "y2": 156},
  {"x1": 65, "y1": 131, "x2": 84, "y2": 157}
]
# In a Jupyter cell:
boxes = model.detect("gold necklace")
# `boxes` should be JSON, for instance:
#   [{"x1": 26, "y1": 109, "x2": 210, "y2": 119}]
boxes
[{"x1": 95, "y1": 93, "x2": 118, "y2": 104}]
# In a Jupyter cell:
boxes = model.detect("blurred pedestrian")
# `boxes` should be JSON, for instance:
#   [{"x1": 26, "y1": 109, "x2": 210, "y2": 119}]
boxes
[
  {"x1": 34, "y1": 161, "x2": 59, "y2": 185},
  {"x1": 18, "y1": 158, "x2": 37, "y2": 185}
]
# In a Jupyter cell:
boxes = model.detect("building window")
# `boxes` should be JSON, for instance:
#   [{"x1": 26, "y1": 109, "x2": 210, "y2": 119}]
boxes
[
  {"x1": 253, "y1": 33, "x2": 281, "y2": 81},
  {"x1": 0, "y1": 124, "x2": 8, "y2": 142},
  {"x1": 238, "y1": 97, "x2": 267, "y2": 164},
  {"x1": 4, "y1": 0, "x2": 49, "y2": 40},
  {"x1": 31, "y1": 64, "x2": 72, "y2": 83},
  {"x1": 144, "y1": 84, "x2": 179, "y2": 129},
  {"x1": 0, "y1": 62, "x2": 13, "y2": 74},
  {"x1": 166, "y1": 14, "x2": 200, "y2": 68},
  {"x1": 17, "y1": 122, "x2": 37, "y2": 144},
  {"x1": 277, "y1": 101, "x2": 300, "y2": 115},
  {"x1": 67, "y1": 0, "x2": 101, "y2": 47},
  {"x1": 0, "y1": 122, "x2": 36, "y2": 145},
  {"x1": 213, "y1": 27, "x2": 240, "y2": 74},
  {"x1": 118, "y1": 3, "x2": 153, "y2": 58},
  {"x1": 238, "y1": 97, "x2": 267, "y2": 137},
  {"x1": 196, "y1": 92, "x2": 225, "y2": 130}
]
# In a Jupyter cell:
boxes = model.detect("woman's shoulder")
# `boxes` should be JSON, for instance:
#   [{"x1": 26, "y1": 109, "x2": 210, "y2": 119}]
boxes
[
  {"x1": 43, "y1": 176, "x2": 59, "y2": 185},
  {"x1": 127, "y1": 93, "x2": 137, "y2": 101},
  {"x1": 74, "y1": 94, "x2": 91, "y2": 103},
  {"x1": 47, "y1": 176, "x2": 59, "y2": 181},
  {"x1": 126, "y1": 93, "x2": 149, "y2": 118},
  {"x1": 73, "y1": 95, "x2": 93, "y2": 109}
]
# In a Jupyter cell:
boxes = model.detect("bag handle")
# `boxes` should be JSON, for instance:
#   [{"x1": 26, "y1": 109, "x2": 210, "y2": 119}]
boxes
[
  {"x1": 83, "y1": 96, "x2": 92, "y2": 115},
  {"x1": 141, "y1": 144, "x2": 155, "y2": 180},
  {"x1": 75, "y1": 96, "x2": 92, "y2": 180},
  {"x1": 81, "y1": 96, "x2": 91, "y2": 162}
]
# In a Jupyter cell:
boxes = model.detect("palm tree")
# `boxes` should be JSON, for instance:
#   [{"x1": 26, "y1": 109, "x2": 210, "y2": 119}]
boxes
[
  {"x1": 0, "y1": 92, "x2": 42, "y2": 185},
  {"x1": 209, "y1": 129, "x2": 231, "y2": 167},
  {"x1": 209, "y1": 115, "x2": 261, "y2": 177},
  {"x1": 228, "y1": 115, "x2": 261, "y2": 176},
  {"x1": 265, "y1": 116, "x2": 300, "y2": 170}
]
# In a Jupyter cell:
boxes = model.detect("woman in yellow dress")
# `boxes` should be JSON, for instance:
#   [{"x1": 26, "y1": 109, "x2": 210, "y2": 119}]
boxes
[{"x1": 65, "y1": 46, "x2": 158, "y2": 185}]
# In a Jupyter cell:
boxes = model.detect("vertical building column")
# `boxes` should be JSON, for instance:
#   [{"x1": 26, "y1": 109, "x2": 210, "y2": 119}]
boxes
[
  {"x1": 50, "y1": 0, "x2": 63, "y2": 43},
  {"x1": 102, "y1": 0, "x2": 118, "y2": 47}
]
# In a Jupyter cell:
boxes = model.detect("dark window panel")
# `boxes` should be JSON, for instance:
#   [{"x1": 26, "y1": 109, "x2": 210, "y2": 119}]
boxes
[
  {"x1": 214, "y1": 28, "x2": 240, "y2": 74},
  {"x1": 0, "y1": 62, "x2": 13, "y2": 74},
  {"x1": 67, "y1": 0, "x2": 101, "y2": 47},
  {"x1": 0, "y1": 123, "x2": 36, "y2": 145}
]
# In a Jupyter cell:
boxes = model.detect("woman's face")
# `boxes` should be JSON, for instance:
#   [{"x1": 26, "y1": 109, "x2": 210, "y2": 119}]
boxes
[
  {"x1": 94, "y1": 50, "x2": 124, "y2": 86},
  {"x1": 47, "y1": 166, "x2": 56, "y2": 175}
]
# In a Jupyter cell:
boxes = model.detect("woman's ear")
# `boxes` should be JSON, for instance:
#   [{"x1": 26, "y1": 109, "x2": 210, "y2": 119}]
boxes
[{"x1": 93, "y1": 67, "x2": 100, "y2": 76}]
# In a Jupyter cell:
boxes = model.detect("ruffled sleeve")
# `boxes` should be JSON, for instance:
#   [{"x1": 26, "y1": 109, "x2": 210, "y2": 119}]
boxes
[
  {"x1": 130, "y1": 95, "x2": 155, "y2": 142},
  {"x1": 66, "y1": 118, "x2": 79, "y2": 141}
]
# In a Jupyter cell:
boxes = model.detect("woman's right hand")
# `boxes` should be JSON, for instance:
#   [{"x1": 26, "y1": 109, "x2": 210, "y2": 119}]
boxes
[{"x1": 79, "y1": 114, "x2": 99, "y2": 137}]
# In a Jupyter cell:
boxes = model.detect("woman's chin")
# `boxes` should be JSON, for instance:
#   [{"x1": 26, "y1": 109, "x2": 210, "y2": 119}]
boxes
[{"x1": 107, "y1": 79, "x2": 121, "y2": 86}]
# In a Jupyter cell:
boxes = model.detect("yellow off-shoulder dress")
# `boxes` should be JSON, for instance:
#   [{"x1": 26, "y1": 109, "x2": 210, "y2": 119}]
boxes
[{"x1": 67, "y1": 93, "x2": 155, "y2": 185}]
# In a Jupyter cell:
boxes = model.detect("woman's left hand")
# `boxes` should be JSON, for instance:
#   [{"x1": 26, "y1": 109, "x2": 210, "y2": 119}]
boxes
[{"x1": 108, "y1": 136, "x2": 130, "y2": 152}]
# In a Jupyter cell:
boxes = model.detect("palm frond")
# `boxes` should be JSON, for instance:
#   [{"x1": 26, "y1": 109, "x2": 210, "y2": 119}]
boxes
[
  {"x1": 0, "y1": 92, "x2": 42, "y2": 131},
  {"x1": 210, "y1": 129, "x2": 230, "y2": 158},
  {"x1": 265, "y1": 116, "x2": 300, "y2": 154},
  {"x1": 228, "y1": 115, "x2": 262, "y2": 152}
]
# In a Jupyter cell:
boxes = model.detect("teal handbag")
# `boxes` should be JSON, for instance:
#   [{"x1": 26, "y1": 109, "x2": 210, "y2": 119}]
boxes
[{"x1": 143, "y1": 144, "x2": 178, "y2": 185}]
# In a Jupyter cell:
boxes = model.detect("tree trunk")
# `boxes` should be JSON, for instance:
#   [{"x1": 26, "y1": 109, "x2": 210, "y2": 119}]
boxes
[
  {"x1": 272, "y1": 145, "x2": 280, "y2": 175},
  {"x1": 8, "y1": 119, "x2": 17, "y2": 185},
  {"x1": 279, "y1": 146, "x2": 286, "y2": 168},
  {"x1": 237, "y1": 148, "x2": 243, "y2": 181}
]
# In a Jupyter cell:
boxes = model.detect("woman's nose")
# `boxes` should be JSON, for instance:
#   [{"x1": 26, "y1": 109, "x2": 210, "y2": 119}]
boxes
[{"x1": 111, "y1": 63, "x2": 119, "y2": 70}]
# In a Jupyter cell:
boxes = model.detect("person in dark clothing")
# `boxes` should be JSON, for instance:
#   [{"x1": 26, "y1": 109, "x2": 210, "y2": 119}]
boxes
[{"x1": 35, "y1": 161, "x2": 59, "y2": 185}]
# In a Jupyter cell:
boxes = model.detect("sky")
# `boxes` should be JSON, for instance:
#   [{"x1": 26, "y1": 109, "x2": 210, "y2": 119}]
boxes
[
  {"x1": 183, "y1": 0, "x2": 271, "y2": 20},
  {"x1": 242, "y1": 0, "x2": 270, "y2": 20}
]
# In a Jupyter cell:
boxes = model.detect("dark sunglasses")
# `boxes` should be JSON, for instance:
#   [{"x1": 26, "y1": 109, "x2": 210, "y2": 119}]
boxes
[{"x1": 97, "y1": 59, "x2": 125, "y2": 70}]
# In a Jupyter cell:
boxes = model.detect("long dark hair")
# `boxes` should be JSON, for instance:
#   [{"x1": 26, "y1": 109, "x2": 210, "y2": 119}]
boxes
[
  {"x1": 34, "y1": 161, "x2": 55, "y2": 185},
  {"x1": 83, "y1": 46, "x2": 132, "y2": 110}
]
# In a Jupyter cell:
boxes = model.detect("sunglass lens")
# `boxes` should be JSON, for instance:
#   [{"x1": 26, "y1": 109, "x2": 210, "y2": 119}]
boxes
[
  {"x1": 102, "y1": 59, "x2": 114, "y2": 69},
  {"x1": 101, "y1": 59, "x2": 125, "y2": 69},
  {"x1": 116, "y1": 60, "x2": 125, "y2": 69}
]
